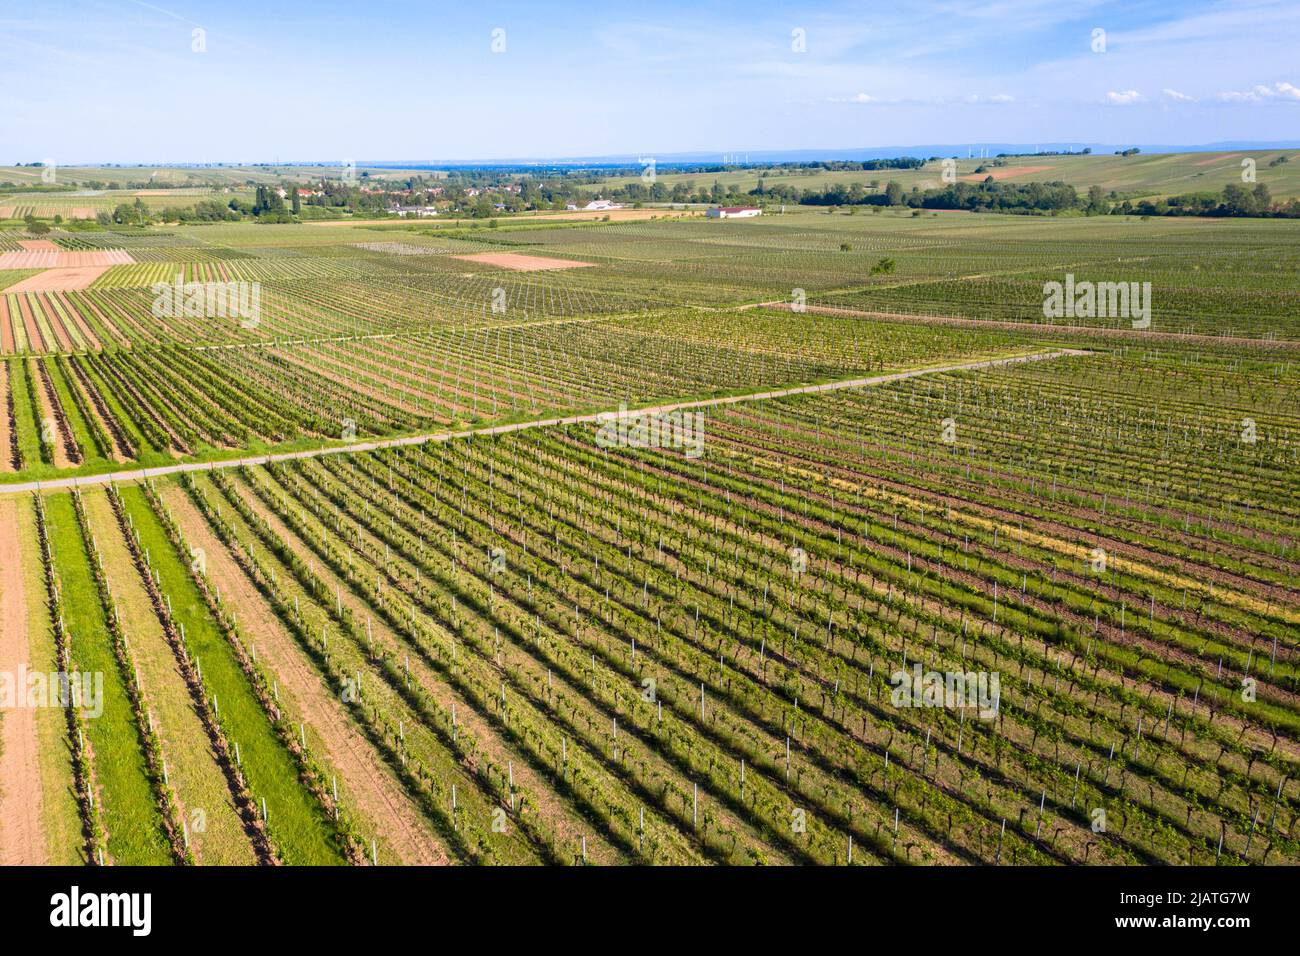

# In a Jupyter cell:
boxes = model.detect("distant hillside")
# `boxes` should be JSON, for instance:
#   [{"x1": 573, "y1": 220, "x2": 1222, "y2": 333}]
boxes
[
  {"x1": 578, "y1": 149, "x2": 1300, "y2": 201},
  {"x1": 5, "y1": 150, "x2": 1297, "y2": 202},
  {"x1": 0, "y1": 164, "x2": 434, "y2": 190}
]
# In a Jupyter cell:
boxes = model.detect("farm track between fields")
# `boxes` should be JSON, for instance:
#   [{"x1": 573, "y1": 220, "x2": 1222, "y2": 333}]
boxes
[{"x1": 0, "y1": 348, "x2": 1087, "y2": 497}]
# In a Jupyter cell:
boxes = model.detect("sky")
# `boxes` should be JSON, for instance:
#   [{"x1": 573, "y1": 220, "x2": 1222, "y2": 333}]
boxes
[{"x1": 1, "y1": 0, "x2": 1297, "y2": 163}]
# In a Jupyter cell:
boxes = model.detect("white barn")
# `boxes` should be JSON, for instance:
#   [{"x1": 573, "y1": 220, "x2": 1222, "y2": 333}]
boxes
[{"x1": 706, "y1": 206, "x2": 762, "y2": 219}]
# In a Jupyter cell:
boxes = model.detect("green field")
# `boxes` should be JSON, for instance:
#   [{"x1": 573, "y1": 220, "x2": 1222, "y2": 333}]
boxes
[
  {"x1": 583, "y1": 149, "x2": 1300, "y2": 201},
  {"x1": 1, "y1": 198, "x2": 1296, "y2": 871},
  {"x1": 1, "y1": 209, "x2": 1297, "y2": 488}
]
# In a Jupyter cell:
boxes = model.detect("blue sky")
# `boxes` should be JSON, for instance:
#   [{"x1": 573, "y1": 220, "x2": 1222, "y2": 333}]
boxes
[{"x1": 2, "y1": 0, "x2": 1296, "y2": 162}]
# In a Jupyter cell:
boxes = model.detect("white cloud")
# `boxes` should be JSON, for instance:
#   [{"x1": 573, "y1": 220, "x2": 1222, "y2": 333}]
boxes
[
  {"x1": 1161, "y1": 88, "x2": 1193, "y2": 101},
  {"x1": 960, "y1": 93, "x2": 1016, "y2": 104},
  {"x1": 1216, "y1": 81, "x2": 1300, "y2": 103},
  {"x1": 1106, "y1": 90, "x2": 1144, "y2": 105},
  {"x1": 825, "y1": 92, "x2": 909, "y2": 105},
  {"x1": 832, "y1": 91, "x2": 1013, "y2": 106}
]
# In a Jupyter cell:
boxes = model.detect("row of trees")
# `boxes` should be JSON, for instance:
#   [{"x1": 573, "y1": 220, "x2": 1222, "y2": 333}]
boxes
[
  {"x1": 769, "y1": 178, "x2": 1295, "y2": 219},
  {"x1": 1121, "y1": 182, "x2": 1300, "y2": 218}
]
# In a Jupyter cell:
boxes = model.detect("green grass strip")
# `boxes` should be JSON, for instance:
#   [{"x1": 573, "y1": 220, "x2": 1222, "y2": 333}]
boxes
[
  {"x1": 117, "y1": 484, "x2": 346, "y2": 864},
  {"x1": 43, "y1": 492, "x2": 172, "y2": 864}
]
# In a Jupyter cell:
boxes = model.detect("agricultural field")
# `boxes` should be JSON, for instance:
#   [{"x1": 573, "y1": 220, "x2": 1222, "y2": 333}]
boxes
[
  {"x1": 0, "y1": 189, "x2": 259, "y2": 223},
  {"x1": 585, "y1": 149, "x2": 1300, "y2": 202},
  {"x1": 0, "y1": 164, "x2": 431, "y2": 190},
  {"x1": 0, "y1": 204, "x2": 1296, "y2": 871}
]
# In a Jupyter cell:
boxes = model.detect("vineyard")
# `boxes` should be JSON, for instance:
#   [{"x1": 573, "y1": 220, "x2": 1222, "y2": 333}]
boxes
[{"x1": 0, "y1": 209, "x2": 1296, "y2": 868}]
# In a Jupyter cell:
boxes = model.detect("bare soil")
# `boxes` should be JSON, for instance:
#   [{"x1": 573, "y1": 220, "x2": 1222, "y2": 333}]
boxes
[
  {"x1": 960, "y1": 164, "x2": 1056, "y2": 182},
  {"x1": 0, "y1": 498, "x2": 45, "y2": 864},
  {"x1": 5, "y1": 266, "x2": 112, "y2": 293},
  {"x1": 450, "y1": 252, "x2": 597, "y2": 272}
]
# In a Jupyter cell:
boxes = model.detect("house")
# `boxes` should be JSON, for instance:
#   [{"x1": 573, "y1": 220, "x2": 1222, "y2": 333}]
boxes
[
  {"x1": 389, "y1": 204, "x2": 438, "y2": 218},
  {"x1": 583, "y1": 199, "x2": 622, "y2": 211},
  {"x1": 706, "y1": 206, "x2": 762, "y2": 219}
]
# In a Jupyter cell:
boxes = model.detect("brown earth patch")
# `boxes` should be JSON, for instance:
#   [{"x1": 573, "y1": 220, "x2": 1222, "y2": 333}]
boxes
[
  {"x1": 15, "y1": 296, "x2": 45, "y2": 352},
  {"x1": 1194, "y1": 153, "x2": 1239, "y2": 166},
  {"x1": 0, "y1": 298, "x2": 13, "y2": 353},
  {"x1": 17, "y1": 240, "x2": 59, "y2": 252},
  {"x1": 450, "y1": 252, "x2": 597, "y2": 272},
  {"x1": 0, "y1": 498, "x2": 45, "y2": 864},
  {"x1": 960, "y1": 164, "x2": 1056, "y2": 182},
  {"x1": 5, "y1": 267, "x2": 111, "y2": 293},
  {"x1": 0, "y1": 250, "x2": 132, "y2": 271}
]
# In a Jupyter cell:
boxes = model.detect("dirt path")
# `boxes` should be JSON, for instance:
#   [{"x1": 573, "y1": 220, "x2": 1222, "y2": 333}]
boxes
[
  {"x1": 0, "y1": 497, "x2": 45, "y2": 863},
  {"x1": 0, "y1": 348, "x2": 1084, "y2": 497},
  {"x1": 160, "y1": 481, "x2": 451, "y2": 865}
]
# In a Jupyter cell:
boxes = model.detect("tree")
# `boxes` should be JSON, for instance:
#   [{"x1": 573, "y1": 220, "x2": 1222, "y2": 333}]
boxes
[
  {"x1": 885, "y1": 181, "x2": 904, "y2": 206},
  {"x1": 292, "y1": 189, "x2": 302, "y2": 215},
  {"x1": 1222, "y1": 183, "x2": 1252, "y2": 216},
  {"x1": 1252, "y1": 182, "x2": 1272, "y2": 214},
  {"x1": 1087, "y1": 185, "x2": 1108, "y2": 215}
]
